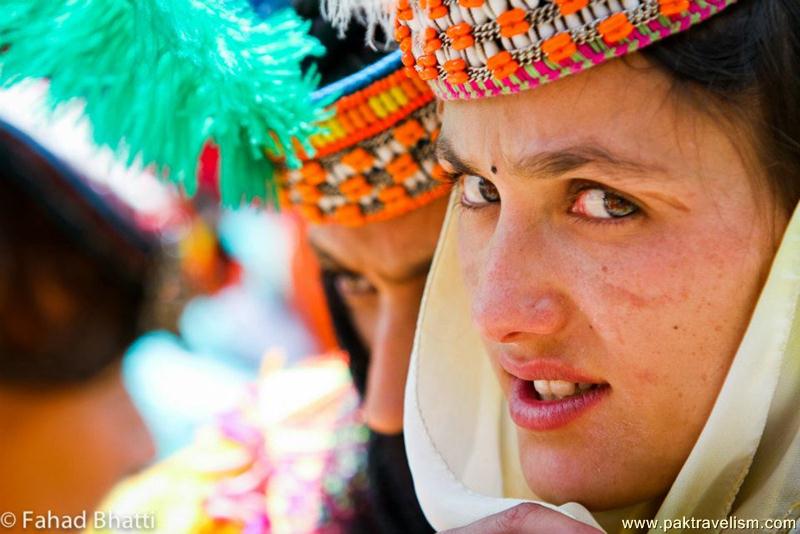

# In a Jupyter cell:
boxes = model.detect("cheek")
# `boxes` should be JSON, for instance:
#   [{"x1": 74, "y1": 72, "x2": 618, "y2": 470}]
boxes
[
  {"x1": 577, "y1": 221, "x2": 770, "y2": 402},
  {"x1": 456, "y1": 210, "x2": 495, "y2": 295},
  {"x1": 344, "y1": 296, "x2": 380, "y2": 350},
  {"x1": 457, "y1": 218, "x2": 476, "y2": 291}
]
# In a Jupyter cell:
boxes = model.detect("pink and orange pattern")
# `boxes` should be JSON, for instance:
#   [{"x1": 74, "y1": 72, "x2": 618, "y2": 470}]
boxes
[{"x1": 396, "y1": 0, "x2": 736, "y2": 100}]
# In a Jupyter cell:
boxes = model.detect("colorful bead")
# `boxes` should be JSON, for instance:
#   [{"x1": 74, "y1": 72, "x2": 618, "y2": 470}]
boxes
[
  {"x1": 339, "y1": 175, "x2": 372, "y2": 200},
  {"x1": 429, "y1": 5, "x2": 449, "y2": 18},
  {"x1": 541, "y1": 33, "x2": 577, "y2": 63},
  {"x1": 341, "y1": 148, "x2": 374, "y2": 173},
  {"x1": 395, "y1": 25, "x2": 411, "y2": 41},
  {"x1": 487, "y1": 51, "x2": 519, "y2": 80},
  {"x1": 378, "y1": 185, "x2": 409, "y2": 203},
  {"x1": 417, "y1": 54, "x2": 438, "y2": 67},
  {"x1": 659, "y1": 0, "x2": 691, "y2": 15},
  {"x1": 446, "y1": 23, "x2": 475, "y2": 51},
  {"x1": 497, "y1": 9, "x2": 530, "y2": 38},
  {"x1": 554, "y1": 0, "x2": 588, "y2": 16},
  {"x1": 301, "y1": 162, "x2": 326, "y2": 185},
  {"x1": 394, "y1": 119, "x2": 426, "y2": 147},
  {"x1": 386, "y1": 153, "x2": 419, "y2": 182},
  {"x1": 424, "y1": 27, "x2": 443, "y2": 53},
  {"x1": 598, "y1": 13, "x2": 634, "y2": 44},
  {"x1": 419, "y1": 67, "x2": 439, "y2": 80},
  {"x1": 333, "y1": 204, "x2": 364, "y2": 225}
]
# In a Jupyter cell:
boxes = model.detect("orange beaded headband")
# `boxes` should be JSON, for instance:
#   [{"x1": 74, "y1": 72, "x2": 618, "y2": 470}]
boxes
[
  {"x1": 395, "y1": 0, "x2": 736, "y2": 100},
  {"x1": 279, "y1": 52, "x2": 451, "y2": 226}
]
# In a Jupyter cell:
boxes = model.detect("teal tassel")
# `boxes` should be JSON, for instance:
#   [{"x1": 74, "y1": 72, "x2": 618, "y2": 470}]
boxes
[{"x1": 0, "y1": 0, "x2": 325, "y2": 206}]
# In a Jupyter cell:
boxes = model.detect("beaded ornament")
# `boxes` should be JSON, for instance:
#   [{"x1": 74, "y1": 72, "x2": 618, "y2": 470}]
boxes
[
  {"x1": 395, "y1": 0, "x2": 736, "y2": 100},
  {"x1": 279, "y1": 51, "x2": 451, "y2": 226}
]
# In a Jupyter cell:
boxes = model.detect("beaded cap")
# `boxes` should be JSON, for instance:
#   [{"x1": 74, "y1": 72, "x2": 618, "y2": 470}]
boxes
[
  {"x1": 279, "y1": 51, "x2": 451, "y2": 226},
  {"x1": 395, "y1": 0, "x2": 736, "y2": 100}
]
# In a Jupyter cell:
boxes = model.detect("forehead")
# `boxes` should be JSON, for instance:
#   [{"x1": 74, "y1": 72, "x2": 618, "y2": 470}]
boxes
[
  {"x1": 308, "y1": 195, "x2": 448, "y2": 276},
  {"x1": 440, "y1": 57, "x2": 683, "y2": 168}
]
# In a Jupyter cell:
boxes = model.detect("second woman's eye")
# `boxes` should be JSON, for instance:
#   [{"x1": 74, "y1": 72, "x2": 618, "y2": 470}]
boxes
[
  {"x1": 461, "y1": 175, "x2": 500, "y2": 207},
  {"x1": 570, "y1": 187, "x2": 639, "y2": 220},
  {"x1": 334, "y1": 272, "x2": 377, "y2": 297}
]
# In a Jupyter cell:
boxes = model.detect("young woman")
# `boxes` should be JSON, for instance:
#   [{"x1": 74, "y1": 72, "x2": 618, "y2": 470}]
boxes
[
  {"x1": 2, "y1": 1, "x2": 447, "y2": 531},
  {"x1": 95, "y1": 5, "x2": 449, "y2": 531},
  {"x1": 396, "y1": 0, "x2": 800, "y2": 531},
  {"x1": 293, "y1": 40, "x2": 450, "y2": 530}
]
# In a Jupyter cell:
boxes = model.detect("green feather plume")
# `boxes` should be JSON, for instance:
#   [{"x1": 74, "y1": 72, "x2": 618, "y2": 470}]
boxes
[{"x1": 0, "y1": 0, "x2": 325, "y2": 206}]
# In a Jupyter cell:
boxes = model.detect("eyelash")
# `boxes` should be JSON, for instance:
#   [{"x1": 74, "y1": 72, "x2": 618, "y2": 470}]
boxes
[
  {"x1": 436, "y1": 168, "x2": 461, "y2": 186},
  {"x1": 323, "y1": 269, "x2": 377, "y2": 297},
  {"x1": 569, "y1": 181, "x2": 641, "y2": 223},
  {"x1": 436, "y1": 169, "x2": 484, "y2": 212},
  {"x1": 442, "y1": 171, "x2": 643, "y2": 221},
  {"x1": 459, "y1": 201, "x2": 483, "y2": 212}
]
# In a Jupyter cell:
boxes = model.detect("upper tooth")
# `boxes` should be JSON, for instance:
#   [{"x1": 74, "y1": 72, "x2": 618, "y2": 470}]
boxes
[
  {"x1": 533, "y1": 380, "x2": 586, "y2": 399},
  {"x1": 549, "y1": 380, "x2": 576, "y2": 398},
  {"x1": 533, "y1": 380, "x2": 551, "y2": 397}
]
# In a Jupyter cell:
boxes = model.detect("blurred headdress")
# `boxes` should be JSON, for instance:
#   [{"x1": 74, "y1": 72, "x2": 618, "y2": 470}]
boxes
[
  {"x1": 278, "y1": 50, "x2": 450, "y2": 226},
  {"x1": 0, "y1": 0, "x2": 325, "y2": 206}
]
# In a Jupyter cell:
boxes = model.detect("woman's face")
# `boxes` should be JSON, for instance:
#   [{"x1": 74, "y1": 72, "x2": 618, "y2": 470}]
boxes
[
  {"x1": 438, "y1": 58, "x2": 787, "y2": 511},
  {"x1": 308, "y1": 195, "x2": 448, "y2": 434}
]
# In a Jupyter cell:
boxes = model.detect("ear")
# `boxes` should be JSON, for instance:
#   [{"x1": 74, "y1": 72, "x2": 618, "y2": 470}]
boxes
[{"x1": 436, "y1": 100, "x2": 445, "y2": 117}]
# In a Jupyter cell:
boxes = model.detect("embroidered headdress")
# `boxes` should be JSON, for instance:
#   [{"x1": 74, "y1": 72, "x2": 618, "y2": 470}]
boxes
[
  {"x1": 394, "y1": 0, "x2": 736, "y2": 100},
  {"x1": 279, "y1": 51, "x2": 450, "y2": 226}
]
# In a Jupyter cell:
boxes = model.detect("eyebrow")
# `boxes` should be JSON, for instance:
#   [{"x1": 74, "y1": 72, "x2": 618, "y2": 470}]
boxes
[
  {"x1": 309, "y1": 241, "x2": 349, "y2": 273},
  {"x1": 309, "y1": 240, "x2": 433, "y2": 285},
  {"x1": 435, "y1": 136, "x2": 664, "y2": 180}
]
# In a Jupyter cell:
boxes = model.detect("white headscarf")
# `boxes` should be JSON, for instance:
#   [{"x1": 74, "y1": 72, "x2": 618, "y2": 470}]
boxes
[{"x1": 404, "y1": 194, "x2": 800, "y2": 532}]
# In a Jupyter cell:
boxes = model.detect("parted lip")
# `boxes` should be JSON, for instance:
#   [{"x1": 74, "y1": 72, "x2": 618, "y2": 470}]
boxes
[
  {"x1": 508, "y1": 377, "x2": 610, "y2": 431},
  {"x1": 498, "y1": 353, "x2": 607, "y2": 385}
]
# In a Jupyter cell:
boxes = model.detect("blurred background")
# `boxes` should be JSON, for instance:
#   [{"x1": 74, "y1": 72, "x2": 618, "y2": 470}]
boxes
[
  {"x1": 0, "y1": 79, "x2": 342, "y2": 525},
  {"x1": 124, "y1": 171, "x2": 335, "y2": 460},
  {"x1": 0, "y1": 0, "x2": 402, "y2": 529}
]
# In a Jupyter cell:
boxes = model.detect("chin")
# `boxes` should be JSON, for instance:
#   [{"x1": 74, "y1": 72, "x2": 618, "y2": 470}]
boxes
[
  {"x1": 524, "y1": 477, "x2": 641, "y2": 511},
  {"x1": 518, "y1": 438, "x2": 672, "y2": 512}
]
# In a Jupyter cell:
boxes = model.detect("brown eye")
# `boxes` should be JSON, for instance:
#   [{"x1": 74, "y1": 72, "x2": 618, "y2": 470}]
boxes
[
  {"x1": 571, "y1": 188, "x2": 638, "y2": 219},
  {"x1": 462, "y1": 175, "x2": 500, "y2": 207}
]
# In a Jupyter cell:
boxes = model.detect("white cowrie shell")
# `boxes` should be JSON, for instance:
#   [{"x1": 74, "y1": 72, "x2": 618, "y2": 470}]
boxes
[
  {"x1": 537, "y1": 21, "x2": 555, "y2": 39},
  {"x1": 487, "y1": 0, "x2": 508, "y2": 18}
]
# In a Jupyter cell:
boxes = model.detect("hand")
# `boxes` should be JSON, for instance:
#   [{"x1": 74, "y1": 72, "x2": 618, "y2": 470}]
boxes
[{"x1": 441, "y1": 503, "x2": 603, "y2": 534}]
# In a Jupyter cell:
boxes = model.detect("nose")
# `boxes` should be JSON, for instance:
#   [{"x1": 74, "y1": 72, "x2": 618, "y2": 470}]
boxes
[
  {"x1": 470, "y1": 221, "x2": 571, "y2": 344},
  {"x1": 361, "y1": 291, "x2": 420, "y2": 434}
]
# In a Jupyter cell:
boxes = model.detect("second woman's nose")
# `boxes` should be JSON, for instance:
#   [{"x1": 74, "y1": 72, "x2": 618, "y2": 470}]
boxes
[{"x1": 361, "y1": 291, "x2": 421, "y2": 434}]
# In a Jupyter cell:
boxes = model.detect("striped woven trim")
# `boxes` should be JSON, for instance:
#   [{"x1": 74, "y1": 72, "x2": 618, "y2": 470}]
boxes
[
  {"x1": 280, "y1": 78, "x2": 450, "y2": 226},
  {"x1": 396, "y1": 0, "x2": 736, "y2": 100},
  {"x1": 306, "y1": 63, "x2": 436, "y2": 158}
]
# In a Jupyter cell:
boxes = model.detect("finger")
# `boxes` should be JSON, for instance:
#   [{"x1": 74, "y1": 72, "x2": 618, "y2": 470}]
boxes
[{"x1": 441, "y1": 503, "x2": 603, "y2": 534}]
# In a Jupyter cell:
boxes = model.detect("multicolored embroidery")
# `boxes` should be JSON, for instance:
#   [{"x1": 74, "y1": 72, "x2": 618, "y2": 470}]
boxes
[
  {"x1": 89, "y1": 355, "x2": 369, "y2": 534},
  {"x1": 395, "y1": 0, "x2": 736, "y2": 100},
  {"x1": 279, "y1": 52, "x2": 451, "y2": 226}
]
